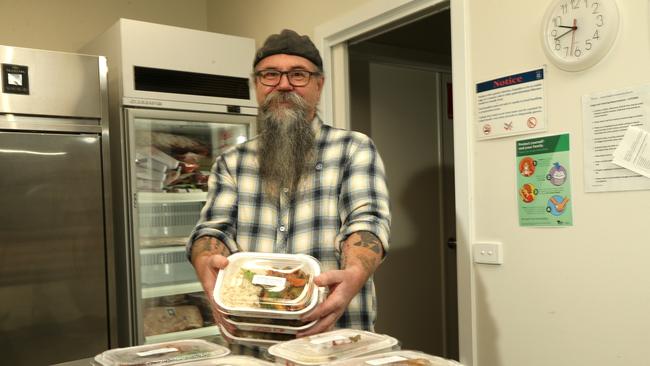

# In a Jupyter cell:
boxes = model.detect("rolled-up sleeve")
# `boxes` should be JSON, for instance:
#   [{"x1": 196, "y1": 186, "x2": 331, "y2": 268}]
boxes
[
  {"x1": 335, "y1": 135, "x2": 391, "y2": 256},
  {"x1": 186, "y1": 154, "x2": 239, "y2": 261}
]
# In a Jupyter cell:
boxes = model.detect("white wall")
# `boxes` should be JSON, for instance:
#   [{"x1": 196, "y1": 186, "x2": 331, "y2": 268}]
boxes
[
  {"x1": 461, "y1": 1, "x2": 650, "y2": 365},
  {"x1": 0, "y1": 0, "x2": 208, "y2": 52},
  {"x1": 205, "y1": 0, "x2": 370, "y2": 47}
]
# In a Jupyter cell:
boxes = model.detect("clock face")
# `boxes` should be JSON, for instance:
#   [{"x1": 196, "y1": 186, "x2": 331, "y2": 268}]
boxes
[{"x1": 542, "y1": 0, "x2": 620, "y2": 71}]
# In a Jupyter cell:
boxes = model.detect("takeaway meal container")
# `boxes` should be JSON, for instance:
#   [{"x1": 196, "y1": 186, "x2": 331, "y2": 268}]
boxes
[
  {"x1": 213, "y1": 252, "x2": 323, "y2": 347},
  {"x1": 93, "y1": 339, "x2": 230, "y2": 366},
  {"x1": 267, "y1": 328, "x2": 399, "y2": 366},
  {"x1": 175, "y1": 355, "x2": 274, "y2": 365},
  {"x1": 325, "y1": 350, "x2": 464, "y2": 366}
]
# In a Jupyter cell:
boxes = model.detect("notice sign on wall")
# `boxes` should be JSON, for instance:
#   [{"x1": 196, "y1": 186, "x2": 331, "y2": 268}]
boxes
[
  {"x1": 476, "y1": 68, "x2": 546, "y2": 140},
  {"x1": 517, "y1": 133, "x2": 572, "y2": 227}
]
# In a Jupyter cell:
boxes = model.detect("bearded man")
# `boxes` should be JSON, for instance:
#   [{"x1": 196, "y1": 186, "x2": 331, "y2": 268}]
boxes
[{"x1": 187, "y1": 29, "x2": 391, "y2": 345}]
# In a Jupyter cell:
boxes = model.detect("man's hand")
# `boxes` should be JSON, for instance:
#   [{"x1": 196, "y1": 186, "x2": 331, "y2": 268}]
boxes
[
  {"x1": 297, "y1": 231, "x2": 384, "y2": 337},
  {"x1": 190, "y1": 236, "x2": 235, "y2": 333}
]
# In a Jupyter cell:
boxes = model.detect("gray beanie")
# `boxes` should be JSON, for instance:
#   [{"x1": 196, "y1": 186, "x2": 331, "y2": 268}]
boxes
[{"x1": 254, "y1": 29, "x2": 323, "y2": 70}]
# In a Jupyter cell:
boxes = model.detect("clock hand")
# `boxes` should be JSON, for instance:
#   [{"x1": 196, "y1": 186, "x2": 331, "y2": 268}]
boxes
[
  {"x1": 554, "y1": 21, "x2": 578, "y2": 41},
  {"x1": 570, "y1": 18, "x2": 577, "y2": 55},
  {"x1": 554, "y1": 28, "x2": 575, "y2": 40}
]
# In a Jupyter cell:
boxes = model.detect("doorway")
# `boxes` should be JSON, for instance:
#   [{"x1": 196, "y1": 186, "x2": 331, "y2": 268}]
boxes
[{"x1": 347, "y1": 9, "x2": 458, "y2": 359}]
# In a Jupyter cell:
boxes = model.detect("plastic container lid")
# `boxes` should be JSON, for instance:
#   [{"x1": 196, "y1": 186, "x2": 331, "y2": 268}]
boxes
[
  {"x1": 218, "y1": 324, "x2": 284, "y2": 349},
  {"x1": 267, "y1": 329, "x2": 399, "y2": 366},
  {"x1": 223, "y1": 313, "x2": 317, "y2": 334},
  {"x1": 94, "y1": 339, "x2": 230, "y2": 366},
  {"x1": 214, "y1": 252, "x2": 321, "y2": 319},
  {"x1": 175, "y1": 355, "x2": 274, "y2": 365},
  {"x1": 325, "y1": 350, "x2": 464, "y2": 366}
]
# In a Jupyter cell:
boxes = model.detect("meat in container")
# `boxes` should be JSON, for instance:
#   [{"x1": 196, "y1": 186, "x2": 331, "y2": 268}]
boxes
[
  {"x1": 214, "y1": 252, "x2": 321, "y2": 319},
  {"x1": 93, "y1": 339, "x2": 230, "y2": 366},
  {"x1": 267, "y1": 328, "x2": 399, "y2": 365},
  {"x1": 325, "y1": 350, "x2": 464, "y2": 366}
]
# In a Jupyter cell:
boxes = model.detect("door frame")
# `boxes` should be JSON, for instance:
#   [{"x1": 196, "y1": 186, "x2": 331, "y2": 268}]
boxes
[{"x1": 314, "y1": 0, "x2": 477, "y2": 364}]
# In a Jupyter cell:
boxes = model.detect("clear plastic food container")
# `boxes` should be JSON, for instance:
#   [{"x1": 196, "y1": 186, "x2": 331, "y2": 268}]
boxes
[
  {"x1": 218, "y1": 324, "x2": 287, "y2": 349},
  {"x1": 325, "y1": 350, "x2": 464, "y2": 366},
  {"x1": 214, "y1": 252, "x2": 321, "y2": 319},
  {"x1": 267, "y1": 329, "x2": 399, "y2": 366},
  {"x1": 223, "y1": 313, "x2": 317, "y2": 334},
  {"x1": 175, "y1": 355, "x2": 274, "y2": 365},
  {"x1": 93, "y1": 339, "x2": 230, "y2": 366}
]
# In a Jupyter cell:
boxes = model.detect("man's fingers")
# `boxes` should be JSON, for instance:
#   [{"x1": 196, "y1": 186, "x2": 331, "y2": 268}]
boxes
[
  {"x1": 209, "y1": 254, "x2": 229, "y2": 270},
  {"x1": 314, "y1": 269, "x2": 345, "y2": 287},
  {"x1": 296, "y1": 312, "x2": 339, "y2": 337}
]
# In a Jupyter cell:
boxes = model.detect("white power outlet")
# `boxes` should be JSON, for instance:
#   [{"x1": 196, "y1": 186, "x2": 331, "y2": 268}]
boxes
[{"x1": 473, "y1": 242, "x2": 503, "y2": 265}]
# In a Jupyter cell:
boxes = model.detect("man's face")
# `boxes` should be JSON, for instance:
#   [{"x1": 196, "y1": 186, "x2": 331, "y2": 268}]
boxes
[{"x1": 254, "y1": 54, "x2": 324, "y2": 120}]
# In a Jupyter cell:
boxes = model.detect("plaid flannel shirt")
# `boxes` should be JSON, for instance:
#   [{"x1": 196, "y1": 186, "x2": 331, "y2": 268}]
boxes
[{"x1": 188, "y1": 118, "x2": 391, "y2": 331}]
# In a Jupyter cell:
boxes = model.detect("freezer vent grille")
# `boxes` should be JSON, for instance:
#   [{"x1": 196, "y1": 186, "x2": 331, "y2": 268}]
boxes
[
  {"x1": 134, "y1": 66, "x2": 250, "y2": 100},
  {"x1": 139, "y1": 201, "x2": 204, "y2": 237},
  {"x1": 141, "y1": 250, "x2": 187, "y2": 265}
]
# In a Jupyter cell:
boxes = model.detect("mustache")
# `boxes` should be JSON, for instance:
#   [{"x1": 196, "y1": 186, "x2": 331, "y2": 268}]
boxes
[{"x1": 262, "y1": 91, "x2": 308, "y2": 111}]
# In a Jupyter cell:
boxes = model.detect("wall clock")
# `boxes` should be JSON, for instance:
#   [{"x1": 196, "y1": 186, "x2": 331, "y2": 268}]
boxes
[{"x1": 541, "y1": 0, "x2": 620, "y2": 71}]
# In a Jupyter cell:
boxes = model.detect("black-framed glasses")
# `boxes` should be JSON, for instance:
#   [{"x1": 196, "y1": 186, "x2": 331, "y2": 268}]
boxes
[{"x1": 255, "y1": 69, "x2": 321, "y2": 87}]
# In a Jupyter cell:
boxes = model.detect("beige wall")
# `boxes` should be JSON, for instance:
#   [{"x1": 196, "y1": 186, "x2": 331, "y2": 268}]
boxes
[
  {"x1": 463, "y1": 1, "x2": 650, "y2": 365},
  {"x1": 0, "y1": 0, "x2": 208, "y2": 52},
  {"x1": 205, "y1": 0, "x2": 369, "y2": 46}
]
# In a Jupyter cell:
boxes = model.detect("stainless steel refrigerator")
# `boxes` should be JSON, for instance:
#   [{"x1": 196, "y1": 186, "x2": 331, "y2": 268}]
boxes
[
  {"x1": 0, "y1": 46, "x2": 115, "y2": 364},
  {"x1": 82, "y1": 19, "x2": 257, "y2": 346}
]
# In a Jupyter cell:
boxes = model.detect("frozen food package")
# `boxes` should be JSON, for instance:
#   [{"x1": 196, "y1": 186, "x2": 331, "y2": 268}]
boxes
[
  {"x1": 326, "y1": 350, "x2": 464, "y2": 366},
  {"x1": 143, "y1": 305, "x2": 203, "y2": 336},
  {"x1": 175, "y1": 355, "x2": 274, "y2": 365},
  {"x1": 267, "y1": 328, "x2": 399, "y2": 366},
  {"x1": 214, "y1": 252, "x2": 321, "y2": 319},
  {"x1": 94, "y1": 339, "x2": 229, "y2": 366}
]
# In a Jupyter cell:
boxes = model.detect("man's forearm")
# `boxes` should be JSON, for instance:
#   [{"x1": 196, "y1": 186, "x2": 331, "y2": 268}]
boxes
[
  {"x1": 191, "y1": 236, "x2": 231, "y2": 266},
  {"x1": 341, "y1": 231, "x2": 384, "y2": 277}
]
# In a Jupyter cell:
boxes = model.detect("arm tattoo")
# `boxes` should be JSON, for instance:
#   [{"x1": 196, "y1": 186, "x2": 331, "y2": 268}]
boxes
[
  {"x1": 191, "y1": 236, "x2": 229, "y2": 263},
  {"x1": 351, "y1": 231, "x2": 381, "y2": 254}
]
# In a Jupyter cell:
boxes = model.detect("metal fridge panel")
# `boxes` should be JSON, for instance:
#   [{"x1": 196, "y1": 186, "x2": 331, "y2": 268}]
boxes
[
  {"x1": 0, "y1": 44, "x2": 102, "y2": 118},
  {"x1": 0, "y1": 131, "x2": 109, "y2": 365}
]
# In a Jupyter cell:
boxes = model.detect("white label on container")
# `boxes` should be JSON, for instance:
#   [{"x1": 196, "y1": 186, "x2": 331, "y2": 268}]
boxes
[
  {"x1": 252, "y1": 274, "x2": 286, "y2": 288},
  {"x1": 365, "y1": 355, "x2": 408, "y2": 365},
  {"x1": 136, "y1": 347, "x2": 178, "y2": 357},
  {"x1": 310, "y1": 334, "x2": 351, "y2": 345}
]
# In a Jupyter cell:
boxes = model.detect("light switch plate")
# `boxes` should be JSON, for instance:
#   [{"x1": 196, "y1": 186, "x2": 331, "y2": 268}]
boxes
[{"x1": 473, "y1": 242, "x2": 503, "y2": 265}]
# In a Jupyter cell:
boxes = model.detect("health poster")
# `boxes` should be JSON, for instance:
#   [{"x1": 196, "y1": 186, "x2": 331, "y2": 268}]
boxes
[{"x1": 517, "y1": 133, "x2": 572, "y2": 226}]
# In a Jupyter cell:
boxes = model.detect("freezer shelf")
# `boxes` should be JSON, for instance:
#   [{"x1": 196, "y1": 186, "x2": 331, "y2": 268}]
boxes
[
  {"x1": 138, "y1": 191, "x2": 208, "y2": 203},
  {"x1": 144, "y1": 325, "x2": 221, "y2": 344},
  {"x1": 142, "y1": 282, "x2": 203, "y2": 299}
]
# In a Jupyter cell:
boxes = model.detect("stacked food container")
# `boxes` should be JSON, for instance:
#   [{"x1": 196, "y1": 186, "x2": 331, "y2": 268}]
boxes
[
  {"x1": 268, "y1": 328, "x2": 399, "y2": 365},
  {"x1": 213, "y1": 252, "x2": 323, "y2": 348},
  {"x1": 326, "y1": 350, "x2": 464, "y2": 366},
  {"x1": 93, "y1": 339, "x2": 230, "y2": 365}
]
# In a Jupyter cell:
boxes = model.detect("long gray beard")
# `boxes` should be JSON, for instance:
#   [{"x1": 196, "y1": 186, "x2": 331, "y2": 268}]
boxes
[{"x1": 258, "y1": 91, "x2": 315, "y2": 199}]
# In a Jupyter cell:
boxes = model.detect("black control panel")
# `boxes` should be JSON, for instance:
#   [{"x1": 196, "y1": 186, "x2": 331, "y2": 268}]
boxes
[{"x1": 2, "y1": 63, "x2": 30, "y2": 95}]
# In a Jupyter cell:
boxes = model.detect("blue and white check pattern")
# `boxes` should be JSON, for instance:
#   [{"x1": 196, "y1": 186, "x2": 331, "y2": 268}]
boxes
[{"x1": 188, "y1": 118, "x2": 391, "y2": 331}]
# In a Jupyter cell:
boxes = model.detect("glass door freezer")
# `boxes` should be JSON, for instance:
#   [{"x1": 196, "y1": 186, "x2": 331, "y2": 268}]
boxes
[{"x1": 119, "y1": 108, "x2": 254, "y2": 344}]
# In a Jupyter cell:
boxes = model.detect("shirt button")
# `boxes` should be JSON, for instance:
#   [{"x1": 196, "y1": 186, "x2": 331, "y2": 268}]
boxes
[
  {"x1": 279, "y1": 226, "x2": 286, "y2": 232},
  {"x1": 315, "y1": 162, "x2": 323, "y2": 170}
]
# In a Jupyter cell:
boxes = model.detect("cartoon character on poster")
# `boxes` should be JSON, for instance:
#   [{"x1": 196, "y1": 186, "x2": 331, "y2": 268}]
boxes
[
  {"x1": 519, "y1": 183, "x2": 537, "y2": 203},
  {"x1": 547, "y1": 162, "x2": 567, "y2": 186},
  {"x1": 519, "y1": 156, "x2": 536, "y2": 177}
]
